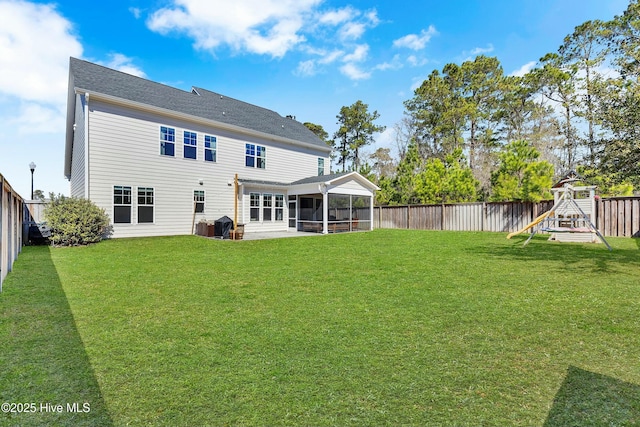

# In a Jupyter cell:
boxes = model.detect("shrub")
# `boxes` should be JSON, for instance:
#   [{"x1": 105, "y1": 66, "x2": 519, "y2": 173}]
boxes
[{"x1": 44, "y1": 195, "x2": 111, "y2": 246}]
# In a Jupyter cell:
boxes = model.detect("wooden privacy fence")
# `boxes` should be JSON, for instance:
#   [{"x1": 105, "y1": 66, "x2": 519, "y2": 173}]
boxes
[
  {"x1": 374, "y1": 197, "x2": 640, "y2": 238},
  {"x1": 0, "y1": 174, "x2": 24, "y2": 291},
  {"x1": 598, "y1": 197, "x2": 640, "y2": 238}
]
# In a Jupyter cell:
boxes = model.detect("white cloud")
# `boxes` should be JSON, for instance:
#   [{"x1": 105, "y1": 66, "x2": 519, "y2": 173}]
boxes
[
  {"x1": 468, "y1": 43, "x2": 494, "y2": 56},
  {"x1": 130, "y1": 7, "x2": 142, "y2": 19},
  {"x1": 319, "y1": 49, "x2": 344, "y2": 64},
  {"x1": 147, "y1": 1, "x2": 384, "y2": 81},
  {"x1": 147, "y1": 0, "x2": 321, "y2": 58},
  {"x1": 340, "y1": 63, "x2": 371, "y2": 80},
  {"x1": 295, "y1": 59, "x2": 317, "y2": 77},
  {"x1": 407, "y1": 55, "x2": 428, "y2": 67},
  {"x1": 510, "y1": 60, "x2": 537, "y2": 77},
  {"x1": 343, "y1": 44, "x2": 369, "y2": 63},
  {"x1": 0, "y1": 0, "x2": 82, "y2": 106},
  {"x1": 375, "y1": 54, "x2": 403, "y2": 71},
  {"x1": 340, "y1": 22, "x2": 366, "y2": 40},
  {"x1": 318, "y1": 7, "x2": 357, "y2": 25},
  {"x1": 101, "y1": 53, "x2": 147, "y2": 78},
  {"x1": 393, "y1": 26, "x2": 437, "y2": 50}
]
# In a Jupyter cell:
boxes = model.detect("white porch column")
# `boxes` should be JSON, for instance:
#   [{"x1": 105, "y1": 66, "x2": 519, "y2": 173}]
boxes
[
  {"x1": 321, "y1": 184, "x2": 328, "y2": 234},
  {"x1": 370, "y1": 195, "x2": 374, "y2": 230}
]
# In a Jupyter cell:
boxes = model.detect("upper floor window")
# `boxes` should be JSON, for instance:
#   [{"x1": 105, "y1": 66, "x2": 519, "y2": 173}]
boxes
[
  {"x1": 184, "y1": 131, "x2": 197, "y2": 159},
  {"x1": 160, "y1": 126, "x2": 175, "y2": 157},
  {"x1": 205, "y1": 135, "x2": 217, "y2": 162},
  {"x1": 194, "y1": 190, "x2": 205, "y2": 213},
  {"x1": 137, "y1": 187, "x2": 154, "y2": 223},
  {"x1": 114, "y1": 186, "x2": 132, "y2": 224},
  {"x1": 245, "y1": 144, "x2": 266, "y2": 169},
  {"x1": 318, "y1": 158, "x2": 325, "y2": 176}
]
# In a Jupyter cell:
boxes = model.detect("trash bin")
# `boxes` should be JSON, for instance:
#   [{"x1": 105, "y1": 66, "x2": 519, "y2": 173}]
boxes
[{"x1": 214, "y1": 216, "x2": 234, "y2": 239}]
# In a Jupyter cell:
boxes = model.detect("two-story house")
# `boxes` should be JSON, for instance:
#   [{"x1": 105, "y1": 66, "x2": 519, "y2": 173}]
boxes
[{"x1": 64, "y1": 58, "x2": 377, "y2": 238}]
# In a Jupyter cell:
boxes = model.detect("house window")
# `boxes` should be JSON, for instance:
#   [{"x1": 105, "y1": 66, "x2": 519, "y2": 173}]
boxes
[
  {"x1": 114, "y1": 186, "x2": 132, "y2": 224},
  {"x1": 160, "y1": 126, "x2": 175, "y2": 157},
  {"x1": 257, "y1": 145, "x2": 266, "y2": 169},
  {"x1": 184, "y1": 131, "x2": 197, "y2": 159},
  {"x1": 138, "y1": 187, "x2": 154, "y2": 223},
  {"x1": 194, "y1": 190, "x2": 205, "y2": 213},
  {"x1": 245, "y1": 144, "x2": 266, "y2": 169},
  {"x1": 275, "y1": 194, "x2": 284, "y2": 221},
  {"x1": 263, "y1": 193, "x2": 273, "y2": 221},
  {"x1": 250, "y1": 193, "x2": 260, "y2": 221},
  {"x1": 318, "y1": 158, "x2": 325, "y2": 176},
  {"x1": 205, "y1": 135, "x2": 217, "y2": 162}
]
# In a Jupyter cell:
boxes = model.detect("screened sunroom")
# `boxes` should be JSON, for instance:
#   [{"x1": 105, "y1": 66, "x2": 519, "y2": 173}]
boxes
[
  {"x1": 288, "y1": 172, "x2": 378, "y2": 234},
  {"x1": 237, "y1": 172, "x2": 378, "y2": 235}
]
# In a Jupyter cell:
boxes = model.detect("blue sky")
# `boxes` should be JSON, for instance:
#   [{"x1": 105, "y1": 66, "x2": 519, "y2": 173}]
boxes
[{"x1": 0, "y1": 0, "x2": 629, "y2": 198}]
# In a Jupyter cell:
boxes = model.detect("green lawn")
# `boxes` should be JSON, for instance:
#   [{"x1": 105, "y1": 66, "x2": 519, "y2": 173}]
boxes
[{"x1": 1, "y1": 230, "x2": 639, "y2": 426}]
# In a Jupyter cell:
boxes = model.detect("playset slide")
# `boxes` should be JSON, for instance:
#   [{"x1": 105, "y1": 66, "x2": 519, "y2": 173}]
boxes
[{"x1": 506, "y1": 211, "x2": 552, "y2": 239}]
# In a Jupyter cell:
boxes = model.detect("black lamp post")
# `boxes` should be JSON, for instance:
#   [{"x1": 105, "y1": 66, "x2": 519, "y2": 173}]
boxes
[{"x1": 29, "y1": 162, "x2": 36, "y2": 199}]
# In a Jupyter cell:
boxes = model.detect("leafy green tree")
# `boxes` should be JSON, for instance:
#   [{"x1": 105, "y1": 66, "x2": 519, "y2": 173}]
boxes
[
  {"x1": 490, "y1": 140, "x2": 554, "y2": 202},
  {"x1": 392, "y1": 141, "x2": 423, "y2": 204},
  {"x1": 414, "y1": 149, "x2": 478, "y2": 204},
  {"x1": 333, "y1": 100, "x2": 386, "y2": 172},
  {"x1": 374, "y1": 175, "x2": 396, "y2": 205}
]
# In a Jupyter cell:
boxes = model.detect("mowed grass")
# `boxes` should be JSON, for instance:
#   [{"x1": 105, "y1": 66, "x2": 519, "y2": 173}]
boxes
[{"x1": 1, "y1": 229, "x2": 639, "y2": 426}]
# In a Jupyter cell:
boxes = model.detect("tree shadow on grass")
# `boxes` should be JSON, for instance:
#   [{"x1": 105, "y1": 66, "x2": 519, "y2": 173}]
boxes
[
  {"x1": 469, "y1": 235, "x2": 639, "y2": 275},
  {"x1": 544, "y1": 366, "x2": 640, "y2": 427},
  {"x1": 0, "y1": 246, "x2": 113, "y2": 427}
]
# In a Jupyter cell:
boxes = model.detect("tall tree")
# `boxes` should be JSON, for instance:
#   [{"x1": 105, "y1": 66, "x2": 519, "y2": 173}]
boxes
[
  {"x1": 559, "y1": 20, "x2": 610, "y2": 165},
  {"x1": 404, "y1": 68, "x2": 466, "y2": 159},
  {"x1": 460, "y1": 55, "x2": 504, "y2": 172},
  {"x1": 333, "y1": 101, "x2": 386, "y2": 172},
  {"x1": 533, "y1": 53, "x2": 580, "y2": 172},
  {"x1": 368, "y1": 147, "x2": 396, "y2": 179}
]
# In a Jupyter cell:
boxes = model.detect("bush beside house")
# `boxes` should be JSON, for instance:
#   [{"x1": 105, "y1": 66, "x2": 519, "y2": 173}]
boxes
[{"x1": 45, "y1": 195, "x2": 111, "y2": 246}]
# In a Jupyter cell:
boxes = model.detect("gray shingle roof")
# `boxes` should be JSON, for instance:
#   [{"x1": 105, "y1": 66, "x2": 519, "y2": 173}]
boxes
[
  {"x1": 68, "y1": 57, "x2": 328, "y2": 149},
  {"x1": 290, "y1": 172, "x2": 351, "y2": 185}
]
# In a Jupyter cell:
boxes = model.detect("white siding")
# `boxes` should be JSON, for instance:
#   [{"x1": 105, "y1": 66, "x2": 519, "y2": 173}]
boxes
[
  {"x1": 87, "y1": 99, "x2": 328, "y2": 237},
  {"x1": 69, "y1": 94, "x2": 86, "y2": 198},
  {"x1": 328, "y1": 177, "x2": 374, "y2": 196}
]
